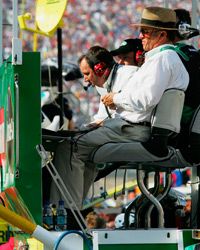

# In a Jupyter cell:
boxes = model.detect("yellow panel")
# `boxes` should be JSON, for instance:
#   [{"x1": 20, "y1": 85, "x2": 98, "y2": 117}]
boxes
[
  {"x1": 35, "y1": 0, "x2": 68, "y2": 33},
  {"x1": 0, "y1": 220, "x2": 9, "y2": 244},
  {"x1": 27, "y1": 238, "x2": 44, "y2": 250}
]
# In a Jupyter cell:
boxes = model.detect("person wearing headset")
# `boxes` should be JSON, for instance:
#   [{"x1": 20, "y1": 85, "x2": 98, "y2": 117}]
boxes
[
  {"x1": 50, "y1": 7, "x2": 189, "y2": 230},
  {"x1": 174, "y1": 8, "x2": 199, "y2": 43},
  {"x1": 171, "y1": 9, "x2": 200, "y2": 165},
  {"x1": 174, "y1": 9, "x2": 200, "y2": 124},
  {"x1": 110, "y1": 38, "x2": 144, "y2": 66},
  {"x1": 50, "y1": 46, "x2": 138, "y2": 229},
  {"x1": 78, "y1": 46, "x2": 139, "y2": 127}
]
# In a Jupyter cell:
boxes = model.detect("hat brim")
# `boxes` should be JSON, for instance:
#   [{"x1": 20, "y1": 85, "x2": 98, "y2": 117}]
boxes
[
  {"x1": 110, "y1": 47, "x2": 131, "y2": 56},
  {"x1": 130, "y1": 23, "x2": 178, "y2": 30}
]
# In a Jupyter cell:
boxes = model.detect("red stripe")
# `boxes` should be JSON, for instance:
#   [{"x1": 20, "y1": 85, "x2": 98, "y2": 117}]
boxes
[{"x1": 0, "y1": 108, "x2": 4, "y2": 124}]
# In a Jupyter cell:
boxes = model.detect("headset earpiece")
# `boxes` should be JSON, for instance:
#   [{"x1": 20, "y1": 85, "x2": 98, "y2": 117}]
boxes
[
  {"x1": 93, "y1": 62, "x2": 107, "y2": 77},
  {"x1": 135, "y1": 50, "x2": 144, "y2": 65},
  {"x1": 102, "y1": 68, "x2": 111, "y2": 79}
]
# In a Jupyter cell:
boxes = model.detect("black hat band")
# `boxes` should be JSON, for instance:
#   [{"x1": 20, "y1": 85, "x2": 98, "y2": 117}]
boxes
[{"x1": 141, "y1": 18, "x2": 176, "y2": 28}]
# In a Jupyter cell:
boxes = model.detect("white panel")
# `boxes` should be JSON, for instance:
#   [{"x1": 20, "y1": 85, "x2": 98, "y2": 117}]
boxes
[{"x1": 92, "y1": 229, "x2": 180, "y2": 245}]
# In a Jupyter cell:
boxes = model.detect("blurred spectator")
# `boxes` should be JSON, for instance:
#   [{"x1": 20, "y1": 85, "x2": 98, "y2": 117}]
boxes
[
  {"x1": 2, "y1": 0, "x2": 199, "y2": 63},
  {"x1": 2, "y1": 0, "x2": 199, "y2": 122},
  {"x1": 85, "y1": 211, "x2": 106, "y2": 229}
]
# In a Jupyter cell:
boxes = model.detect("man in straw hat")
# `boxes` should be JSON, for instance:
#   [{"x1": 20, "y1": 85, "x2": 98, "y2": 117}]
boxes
[
  {"x1": 50, "y1": 7, "x2": 189, "y2": 229},
  {"x1": 102, "y1": 6, "x2": 189, "y2": 110}
]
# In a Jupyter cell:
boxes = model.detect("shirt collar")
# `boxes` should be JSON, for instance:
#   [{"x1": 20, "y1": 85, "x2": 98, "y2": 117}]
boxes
[{"x1": 145, "y1": 44, "x2": 175, "y2": 60}]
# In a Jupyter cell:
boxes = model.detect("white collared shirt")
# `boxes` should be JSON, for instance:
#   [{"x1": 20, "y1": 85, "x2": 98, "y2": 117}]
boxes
[
  {"x1": 113, "y1": 44, "x2": 189, "y2": 123},
  {"x1": 94, "y1": 64, "x2": 138, "y2": 121}
]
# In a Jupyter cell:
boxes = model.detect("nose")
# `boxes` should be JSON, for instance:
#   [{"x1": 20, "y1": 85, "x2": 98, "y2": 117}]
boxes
[
  {"x1": 118, "y1": 59, "x2": 125, "y2": 65},
  {"x1": 139, "y1": 32, "x2": 144, "y2": 39},
  {"x1": 84, "y1": 75, "x2": 88, "y2": 82}
]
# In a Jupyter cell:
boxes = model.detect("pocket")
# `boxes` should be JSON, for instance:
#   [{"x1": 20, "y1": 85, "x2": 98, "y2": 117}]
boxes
[{"x1": 103, "y1": 118, "x2": 130, "y2": 134}]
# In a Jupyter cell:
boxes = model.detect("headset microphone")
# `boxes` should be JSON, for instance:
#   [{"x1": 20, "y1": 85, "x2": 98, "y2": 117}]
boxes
[{"x1": 83, "y1": 83, "x2": 92, "y2": 91}]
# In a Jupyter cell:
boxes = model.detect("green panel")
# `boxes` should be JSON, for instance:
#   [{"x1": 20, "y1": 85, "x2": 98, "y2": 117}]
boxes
[
  {"x1": 183, "y1": 230, "x2": 199, "y2": 248},
  {"x1": 0, "y1": 52, "x2": 42, "y2": 225},
  {"x1": 98, "y1": 244, "x2": 178, "y2": 250},
  {"x1": 14, "y1": 52, "x2": 42, "y2": 225}
]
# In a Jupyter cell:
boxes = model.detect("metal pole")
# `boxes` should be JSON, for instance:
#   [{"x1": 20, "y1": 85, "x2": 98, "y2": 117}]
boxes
[
  {"x1": 12, "y1": 0, "x2": 18, "y2": 39},
  {"x1": 191, "y1": 0, "x2": 197, "y2": 27},
  {"x1": 12, "y1": 0, "x2": 22, "y2": 65},
  {"x1": 191, "y1": 0, "x2": 199, "y2": 228},
  {"x1": 163, "y1": 0, "x2": 169, "y2": 8},
  {"x1": 57, "y1": 28, "x2": 64, "y2": 127},
  {"x1": 191, "y1": 0, "x2": 198, "y2": 48}
]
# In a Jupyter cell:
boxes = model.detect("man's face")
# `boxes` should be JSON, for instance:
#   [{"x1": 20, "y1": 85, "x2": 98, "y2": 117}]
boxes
[
  {"x1": 114, "y1": 51, "x2": 135, "y2": 66},
  {"x1": 79, "y1": 58, "x2": 104, "y2": 87},
  {"x1": 139, "y1": 28, "x2": 165, "y2": 51}
]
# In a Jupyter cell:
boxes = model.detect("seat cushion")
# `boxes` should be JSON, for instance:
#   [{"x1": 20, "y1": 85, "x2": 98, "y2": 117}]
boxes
[{"x1": 90, "y1": 142, "x2": 188, "y2": 169}]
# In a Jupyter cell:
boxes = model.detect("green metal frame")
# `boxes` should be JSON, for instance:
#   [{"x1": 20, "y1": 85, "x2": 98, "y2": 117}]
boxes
[{"x1": 0, "y1": 52, "x2": 42, "y2": 225}]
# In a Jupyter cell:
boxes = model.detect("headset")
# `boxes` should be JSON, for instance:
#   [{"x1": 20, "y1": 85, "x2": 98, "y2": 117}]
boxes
[
  {"x1": 84, "y1": 61, "x2": 111, "y2": 91},
  {"x1": 175, "y1": 9, "x2": 200, "y2": 39},
  {"x1": 93, "y1": 62, "x2": 106, "y2": 76},
  {"x1": 85, "y1": 45, "x2": 115, "y2": 77},
  {"x1": 178, "y1": 22, "x2": 200, "y2": 39},
  {"x1": 93, "y1": 62, "x2": 110, "y2": 77},
  {"x1": 135, "y1": 50, "x2": 144, "y2": 64}
]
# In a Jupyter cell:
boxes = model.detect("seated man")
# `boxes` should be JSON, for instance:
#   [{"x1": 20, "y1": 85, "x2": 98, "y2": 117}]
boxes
[
  {"x1": 78, "y1": 46, "x2": 139, "y2": 126},
  {"x1": 110, "y1": 38, "x2": 144, "y2": 66},
  {"x1": 50, "y1": 7, "x2": 189, "y2": 229}
]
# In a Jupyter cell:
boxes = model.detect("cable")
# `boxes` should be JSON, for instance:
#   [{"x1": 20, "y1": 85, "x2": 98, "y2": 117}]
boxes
[
  {"x1": 54, "y1": 230, "x2": 93, "y2": 250},
  {"x1": 122, "y1": 169, "x2": 127, "y2": 195},
  {"x1": 114, "y1": 169, "x2": 118, "y2": 200}
]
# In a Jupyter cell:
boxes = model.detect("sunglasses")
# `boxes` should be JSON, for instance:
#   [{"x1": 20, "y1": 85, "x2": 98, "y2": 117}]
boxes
[{"x1": 140, "y1": 28, "x2": 161, "y2": 36}]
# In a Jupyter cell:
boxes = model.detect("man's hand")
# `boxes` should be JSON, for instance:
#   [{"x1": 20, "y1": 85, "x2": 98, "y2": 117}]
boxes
[{"x1": 101, "y1": 93, "x2": 116, "y2": 110}]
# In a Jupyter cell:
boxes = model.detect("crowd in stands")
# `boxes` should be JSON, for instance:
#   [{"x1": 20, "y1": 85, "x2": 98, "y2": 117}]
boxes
[
  {"x1": 2, "y1": 0, "x2": 200, "y2": 124},
  {"x1": 2, "y1": 0, "x2": 200, "y2": 63}
]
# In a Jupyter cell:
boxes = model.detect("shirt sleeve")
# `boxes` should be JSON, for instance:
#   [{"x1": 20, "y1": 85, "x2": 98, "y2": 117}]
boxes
[{"x1": 93, "y1": 101, "x2": 108, "y2": 121}]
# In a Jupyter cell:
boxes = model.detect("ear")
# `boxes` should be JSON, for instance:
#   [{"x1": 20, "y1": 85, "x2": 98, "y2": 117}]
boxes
[{"x1": 160, "y1": 31, "x2": 167, "y2": 37}]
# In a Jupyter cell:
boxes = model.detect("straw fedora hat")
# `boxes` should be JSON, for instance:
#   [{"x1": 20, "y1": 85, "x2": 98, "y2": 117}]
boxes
[{"x1": 131, "y1": 7, "x2": 177, "y2": 30}]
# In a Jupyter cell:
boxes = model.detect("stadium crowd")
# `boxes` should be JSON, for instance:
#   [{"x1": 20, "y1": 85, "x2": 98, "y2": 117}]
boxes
[
  {"x1": 2, "y1": 0, "x2": 200, "y2": 63},
  {"x1": 2, "y1": 0, "x2": 200, "y2": 125}
]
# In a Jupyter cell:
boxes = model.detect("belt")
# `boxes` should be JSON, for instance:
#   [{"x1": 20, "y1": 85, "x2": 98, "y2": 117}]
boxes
[{"x1": 122, "y1": 118, "x2": 151, "y2": 127}]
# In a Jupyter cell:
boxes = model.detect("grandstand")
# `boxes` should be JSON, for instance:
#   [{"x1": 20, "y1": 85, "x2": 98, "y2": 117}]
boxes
[{"x1": 2, "y1": 0, "x2": 200, "y2": 63}]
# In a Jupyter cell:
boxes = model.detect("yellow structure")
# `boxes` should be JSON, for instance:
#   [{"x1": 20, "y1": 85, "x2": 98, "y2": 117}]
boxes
[{"x1": 18, "y1": 0, "x2": 68, "y2": 37}]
